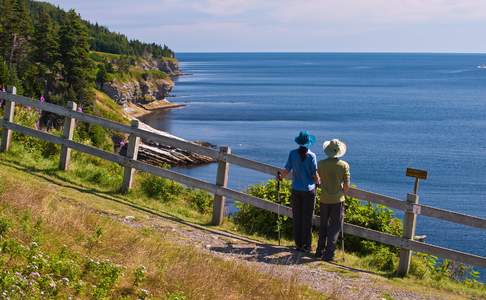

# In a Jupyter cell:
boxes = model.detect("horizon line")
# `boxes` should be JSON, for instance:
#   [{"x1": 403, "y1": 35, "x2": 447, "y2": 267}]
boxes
[{"x1": 175, "y1": 51, "x2": 486, "y2": 55}]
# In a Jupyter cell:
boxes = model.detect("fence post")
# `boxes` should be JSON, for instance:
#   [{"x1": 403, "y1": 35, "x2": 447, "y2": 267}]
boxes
[
  {"x1": 59, "y1": 101, "x2": 78, "y2": 170},
  {"x1": 0, "y1": 87, "x2": 16, "y2": 153},
  {"x1": 398, "y1": 193, "x2": 419, "y2": 276},
  {"x1": 212, "y1": 146, "x2": 231, "y2": 225},
  {"x1": 121, "y1": 120, "x2": 141, "y2": 193}
]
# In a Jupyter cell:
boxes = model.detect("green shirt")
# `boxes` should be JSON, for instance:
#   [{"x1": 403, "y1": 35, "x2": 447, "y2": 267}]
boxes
[{"x1": 317, "y1": 158, "x2": 350, "y2": 204}]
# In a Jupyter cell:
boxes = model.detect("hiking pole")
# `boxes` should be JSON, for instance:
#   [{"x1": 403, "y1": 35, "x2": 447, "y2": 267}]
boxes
[
  {"x1": 340, "y1": 210, "x2": 345, "y2": 262},
  {"x1": 277, "y1": 171, "x2": 282, "y2": 246},
  {"x1": 341, "y1": 194, "x2": 349, "y2": 262}
]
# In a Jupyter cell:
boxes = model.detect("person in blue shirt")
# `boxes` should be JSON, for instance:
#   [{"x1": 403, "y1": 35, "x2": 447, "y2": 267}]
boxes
[{"x1": 278, "y1": 131, "x2": 320, "y2": 252}]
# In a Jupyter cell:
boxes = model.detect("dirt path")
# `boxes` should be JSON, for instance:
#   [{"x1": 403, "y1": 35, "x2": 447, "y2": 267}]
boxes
[{"x1": 91, "y1": 206, "x2": 443, "y2": 300}]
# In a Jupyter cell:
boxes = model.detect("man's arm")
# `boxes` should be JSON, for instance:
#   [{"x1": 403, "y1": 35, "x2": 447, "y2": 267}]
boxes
[
  {"x1": 313, "y1": 172, "x2": 321, "y2": 187},
  {"x1": 343, "y1": 163, "x2": 351, "y2": 194},
  {"x1": 343, "y1": 182, "x2": 350, "y2": 194}
]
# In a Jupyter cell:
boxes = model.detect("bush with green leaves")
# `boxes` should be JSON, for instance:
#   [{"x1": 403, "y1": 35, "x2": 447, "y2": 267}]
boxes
[
  {"x1": 233, "y1": 179, "x2": 293, "y2": 238},
  {"x1": 186, "y1": 189, "x2": 213, "y2": 214},
  {"x1": 343, "y1": 196, "x2": 402, "y2": 255},
  {"x1": 140, "y1": 174, "x2": 184, "y2": 202},
  {"x1": 233, "y1": 179, "x2": 402, "y2": 256},
  {"x1": 11, "y1": 106, "x2": 61, "y2": 157}
]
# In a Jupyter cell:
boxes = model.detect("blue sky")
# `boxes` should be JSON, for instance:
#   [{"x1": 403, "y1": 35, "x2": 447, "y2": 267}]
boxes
[{"x1": 45, "y1": 0, "x2": 486, "y2": 53}]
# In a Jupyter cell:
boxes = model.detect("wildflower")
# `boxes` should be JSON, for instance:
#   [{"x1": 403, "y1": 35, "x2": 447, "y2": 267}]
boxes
[
  {"x1": 49, "y1": 281, "x2": 56, "y2": 289},
  {"x1": 40, "y1": 96, "x2": 45, "y2": 103},
  {"x1": 29, "y1": 272, "x2": 40, "y2": 278},
  {"x1": 77, "y1": 106, "x2": 83, "y2": 113}
]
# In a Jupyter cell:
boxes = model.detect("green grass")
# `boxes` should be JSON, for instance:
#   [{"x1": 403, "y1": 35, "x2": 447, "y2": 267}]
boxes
[
  {"x1": 111, "y1": 68, "x2": 170, "y2": 83},
  {"x1": 0, "y1": 145, "x2": 324, "y2": 299},
  {"x1": 93, "y1": 89, "x2": 129, "y2": 124}
]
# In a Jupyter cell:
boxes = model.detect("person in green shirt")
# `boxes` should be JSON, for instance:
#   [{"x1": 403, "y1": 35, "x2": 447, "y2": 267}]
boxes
[{"x1": 315, "y1": 139, "x2": 350, "y2": 261}]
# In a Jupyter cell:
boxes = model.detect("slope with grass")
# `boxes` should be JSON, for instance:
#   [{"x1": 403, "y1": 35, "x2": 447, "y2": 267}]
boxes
[
  {"x1": 0, "y1": 150, "x2": 322, "y2": 299},
  {"x1": 1, "y1": 138, "x2": 485, "y2": 299}
]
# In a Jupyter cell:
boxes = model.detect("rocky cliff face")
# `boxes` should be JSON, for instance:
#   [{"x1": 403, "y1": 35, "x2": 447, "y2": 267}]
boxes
[
  {"x1": 101, "y1": 77, "x2": 173, "y2": 105},
  {"x1": 101, "y1": 57, "x2": 180, "y2": 105}
]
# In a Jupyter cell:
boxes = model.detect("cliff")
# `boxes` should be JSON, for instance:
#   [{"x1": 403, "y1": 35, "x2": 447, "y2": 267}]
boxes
[{"x1": 94, "y1": 52, "x2": 181, "y2": 106}]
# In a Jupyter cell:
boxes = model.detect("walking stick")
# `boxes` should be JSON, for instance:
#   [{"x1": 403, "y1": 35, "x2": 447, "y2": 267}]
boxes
[
  {"x1": 340, "y1": 210, "x2": 345, "y2": 262},
  {"x1": 276, "y1": 171, "x2": 282, "y2": 246},
  {"x1": 341, "y1": 193, "x2": 349, "y2": 262}
]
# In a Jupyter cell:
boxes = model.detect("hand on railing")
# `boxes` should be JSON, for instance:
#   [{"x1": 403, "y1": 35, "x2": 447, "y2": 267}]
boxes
[{"x1": 276, "y1": 170, "x2": 287, "y2": 181}]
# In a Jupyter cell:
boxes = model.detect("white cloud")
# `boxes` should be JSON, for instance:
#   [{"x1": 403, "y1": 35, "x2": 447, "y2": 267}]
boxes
[{"x1": 44, "y1": 0, "x2": 486, "y2": 52}]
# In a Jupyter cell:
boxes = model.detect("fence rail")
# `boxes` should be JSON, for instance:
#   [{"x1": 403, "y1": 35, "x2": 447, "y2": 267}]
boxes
[{"x1": 1, "y1": 91, "x2": 486, "y2": 275}]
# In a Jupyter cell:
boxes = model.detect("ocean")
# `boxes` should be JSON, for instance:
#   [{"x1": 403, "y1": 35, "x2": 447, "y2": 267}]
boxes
[{"x1": 141, "y1": 53, "x2": 486, "y2": 279}]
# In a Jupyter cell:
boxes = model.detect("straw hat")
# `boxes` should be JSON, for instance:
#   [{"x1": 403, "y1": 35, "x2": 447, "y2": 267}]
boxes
[
  {"x1": 323, "y1": 139, "x2": 347, "y2": 158},
  {"x1": 294, "y1": 131, "x2": 316, "y2": 148}
]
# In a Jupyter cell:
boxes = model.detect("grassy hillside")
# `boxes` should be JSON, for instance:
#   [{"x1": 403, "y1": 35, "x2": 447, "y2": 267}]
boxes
[{"x1": 0, "y1": 148, "x2": 323, "y2": 299}]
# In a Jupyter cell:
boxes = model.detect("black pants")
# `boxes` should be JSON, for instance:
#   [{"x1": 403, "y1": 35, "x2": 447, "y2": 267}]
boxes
[
  {"x1": 291, "y1": 189, "x2": 316, "y2": 250},
  {"x1": 316, "y1": 202, "x2": 344, "y2": 259}
]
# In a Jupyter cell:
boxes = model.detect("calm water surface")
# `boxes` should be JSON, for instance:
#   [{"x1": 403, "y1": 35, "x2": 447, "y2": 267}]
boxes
[{"x1": 141, "y1": 53, "x2": 486, "y2": 279}]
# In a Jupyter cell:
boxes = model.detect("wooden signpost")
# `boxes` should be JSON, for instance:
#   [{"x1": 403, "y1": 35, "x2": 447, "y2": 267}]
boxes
[
  {"x1": 406, "y1": 168, "x2": 428, "y2": 194},
  {"x1": 398, "y1": 167, "x2": 428, "y2": 276}
]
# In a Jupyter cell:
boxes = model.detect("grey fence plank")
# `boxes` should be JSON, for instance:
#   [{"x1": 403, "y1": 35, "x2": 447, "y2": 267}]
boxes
[
  {"x1": 419, "y1": 205, "x2": 486, "y2": 230},
  {"x1": 341, "y1": 222, "x2": 486, "y2": 268},
  {"x1": 224, "y1": 153, "x2": 280, "y2": 176},
  {"x1": 347, "y1": 188, "x2": 407, "y2": 211},
  {"x1": 0, "y1": 94, "x2": 15, "y2": 152},
  {"x1": 212, "y1": 146, "x2": 231, "y2": 225}
]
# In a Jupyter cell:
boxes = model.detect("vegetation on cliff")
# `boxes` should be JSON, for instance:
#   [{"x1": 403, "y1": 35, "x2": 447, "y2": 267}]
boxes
[{"x1": 0, "y1": 0, "x2": 177, "y2": 114}]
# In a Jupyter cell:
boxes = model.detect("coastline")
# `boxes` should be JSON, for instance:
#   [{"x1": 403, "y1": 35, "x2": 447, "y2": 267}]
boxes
[{"x1": 123, "y1": 100, "x2": 185, "y2": 118}]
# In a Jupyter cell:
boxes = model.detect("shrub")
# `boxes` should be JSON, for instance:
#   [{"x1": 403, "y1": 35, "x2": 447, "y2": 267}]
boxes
[
  {"x1": 233, "y1": 179, "x2": 293, "y2": 239},
  {"x1": 140, "y1": 175, "x2": 183, "y2": 202},
  {"x1": 233, "y1": 179, "x2": 402, "y2": 257},
  {"x1": 89, "y1": 124, "x2": 109, "y2": 149},
  {"x1": 187, "y1": 189, "x2": 213, "y2": 214},
  {"x1": 344, "y1": 197, "x2": 402, "y2": 255}
]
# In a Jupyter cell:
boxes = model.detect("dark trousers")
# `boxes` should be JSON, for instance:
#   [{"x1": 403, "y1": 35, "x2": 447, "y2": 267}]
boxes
[
  {"x1": 291, "y1": 189, "x2": 316, "y2": 250},
  {"x1": 316, "y1": 202, "x2": 344, "y2": 259}
]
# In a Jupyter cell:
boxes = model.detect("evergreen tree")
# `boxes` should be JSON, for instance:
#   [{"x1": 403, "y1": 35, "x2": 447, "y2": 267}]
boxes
[
  {"x1": 59, "y1": 9, "x2": 94, "y2": 108},
  {"x1": 4, "y1": 0, "x2": 32, "y2": 67},
  {"x1": 30, "y1": 7, "x2": 60, "y2": 96}
]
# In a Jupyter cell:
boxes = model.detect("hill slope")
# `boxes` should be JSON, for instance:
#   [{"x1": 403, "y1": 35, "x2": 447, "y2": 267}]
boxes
[{"x1": 1, "y1": 145, "x2": 484, "y2": 299}]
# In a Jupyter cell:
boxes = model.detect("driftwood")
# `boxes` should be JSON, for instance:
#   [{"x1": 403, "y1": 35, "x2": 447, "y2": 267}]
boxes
[
  {"x1": 137, "y1": 142, "x2": 214, "y2": 167},
  {"x1": 120, "y1": 122, "x2": 214, "y2": 167}
]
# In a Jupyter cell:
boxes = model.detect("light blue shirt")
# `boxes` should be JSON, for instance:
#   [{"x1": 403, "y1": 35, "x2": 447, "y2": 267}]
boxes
[{"x1": 284, "y1": 149, "x2": 317, "y2": 191}]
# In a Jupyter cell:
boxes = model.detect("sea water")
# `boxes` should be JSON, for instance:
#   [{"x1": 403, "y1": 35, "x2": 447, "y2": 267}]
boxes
[{"x1": 141, "y1": 53, "x2": 486, "y2": 279}]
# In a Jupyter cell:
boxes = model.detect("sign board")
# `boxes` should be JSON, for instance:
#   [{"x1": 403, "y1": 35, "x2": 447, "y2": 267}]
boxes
[
  {"x1": 406, "y1": 168, "x2": 428, "y2": 180},
  {"x1": 412, "y1": 204, "x2": 421, "y2": 215}
]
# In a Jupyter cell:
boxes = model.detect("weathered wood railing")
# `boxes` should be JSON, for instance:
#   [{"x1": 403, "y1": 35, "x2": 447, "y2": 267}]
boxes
[{"x1": 1, "y1": 90, "x2": 485, "y2": 276}]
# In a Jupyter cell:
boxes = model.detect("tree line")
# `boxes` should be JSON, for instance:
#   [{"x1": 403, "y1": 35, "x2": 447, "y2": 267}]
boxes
[{"x1": 0, "y1": 0, "x2": 175, "y2": 111}]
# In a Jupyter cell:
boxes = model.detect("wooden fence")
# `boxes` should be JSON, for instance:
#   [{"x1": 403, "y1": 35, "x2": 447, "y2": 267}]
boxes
[{"x1": 1, "y1": 90, "x2": 486, "y2": 276}]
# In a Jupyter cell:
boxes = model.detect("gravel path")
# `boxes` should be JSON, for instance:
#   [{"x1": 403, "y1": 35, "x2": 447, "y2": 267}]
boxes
[{"x1": 113, "y1": 212, "x2": 444, "y2": 300}]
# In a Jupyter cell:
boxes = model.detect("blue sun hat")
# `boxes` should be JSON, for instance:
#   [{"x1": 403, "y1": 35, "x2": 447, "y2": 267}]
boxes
[{"x1": 294, "y1": 131, "x2": 316, "y2": 148}]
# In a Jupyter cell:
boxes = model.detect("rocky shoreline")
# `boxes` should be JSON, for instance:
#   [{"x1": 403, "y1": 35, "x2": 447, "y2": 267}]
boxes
[{"x1": 111, "y1": 60, "x2": 214, "y2": 167}]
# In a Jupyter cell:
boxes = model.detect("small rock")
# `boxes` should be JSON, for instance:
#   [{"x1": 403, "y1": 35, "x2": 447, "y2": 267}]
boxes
[{"x1": 124, "y1": 216, "x2": 135, "y2": 221}]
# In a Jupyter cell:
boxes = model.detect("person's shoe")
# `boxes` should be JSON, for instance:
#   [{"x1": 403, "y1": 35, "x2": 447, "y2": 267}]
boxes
[
  {"x1": 301, "y1": 246, "x2": 312, "y2": 253},
  {"x1": 322, "y1": 256, "x2": 336, "y2": 263}
]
